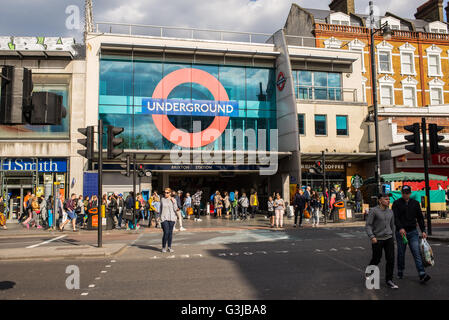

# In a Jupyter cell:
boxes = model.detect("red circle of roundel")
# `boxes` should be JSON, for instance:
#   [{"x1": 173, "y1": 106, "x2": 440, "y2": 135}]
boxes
[
  {"x1": 151, "y1": 68, "x2": 230, "y2": 148},
  {"x1": 277, "y1": 72, "x2": 286, "y2": 91}
]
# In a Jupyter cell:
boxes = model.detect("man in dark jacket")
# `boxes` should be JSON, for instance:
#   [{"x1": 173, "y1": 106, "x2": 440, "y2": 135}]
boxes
[
  {"x1": 392, "y1": 185, "x2": 430, "y2": 283},
  {"x1": 293, "y1": 187, "x2": 306, "y2": 227},
  {"x1": 355, "y1": 188, "x2": 362, "y2": 213}
]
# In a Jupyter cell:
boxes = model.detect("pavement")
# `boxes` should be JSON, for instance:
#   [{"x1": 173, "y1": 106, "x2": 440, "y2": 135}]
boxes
[{"x1": 1, "y1": 224, "x2": 449, "y2": 300}]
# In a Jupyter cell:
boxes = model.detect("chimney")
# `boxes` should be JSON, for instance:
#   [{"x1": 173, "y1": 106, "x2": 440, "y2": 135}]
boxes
[
  {"x1": 329, "y1": 0, "x2": 355, "y2": 15},
  {"x1": 414, "y1": 0, "x2": 444, "y2": 22}
]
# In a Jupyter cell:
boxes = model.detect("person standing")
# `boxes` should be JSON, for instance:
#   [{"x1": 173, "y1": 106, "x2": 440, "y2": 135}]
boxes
[
  {"x1": 223, "y1": 192, "x2": 231, "y2": 218},
  {"x1": 183, "y1": 193, "x2": 192, "y2": 220},
  {"x1": 310, "y1": 191, "x2": 321, "y2": 228},
  {"x1": 250, "y1": 191, "x2": 259, "y2": 219},
  {"x1": 273, "y1": 193, "x2": 285, "y2": 229},
  {"x1": 267, "y1": 196, "x2": 275, "y2": 228},
  {"x1": 214, "y1": 191, "x2": 223, "y2": 218},
  {"x1": 293, "y1": 188, "x2": 306, "y2": 228},
  {"x1": 173, "y1": 190, "x2": 186, "y2": 231},
  {"x1": 21, "y1": 191, "x2": 32, "y2": 223},
  {"x1": 392, "y1": 185, "x2": 431, "y2": 283},
  {"x1": 238, "y1": 193, "x2": 249, "y2": 220},
  {"x1": 152, "y1": 193, "x2": 161, "y2": 228},
  {"x1": 355, "y1": 188, "x2": 362, "y2": 213},
  {"x1": 39, "y1": 196, "x2": 47, "y2": 229},
  {"x1": 231, "y1": 190, "x2": 239, "y2": 221},
  {"x1": 192, "y1": 189, "x2": 203, "y2": 222},
  {"x1": 0, "y1": 196, "x2": 7, "y2": 230},
  {"x1": 365, "y1": 193, "x2": 398, "y2": 289},
  {"x1": 160, "y1": 188, "x2": 178, "y2": 253}
]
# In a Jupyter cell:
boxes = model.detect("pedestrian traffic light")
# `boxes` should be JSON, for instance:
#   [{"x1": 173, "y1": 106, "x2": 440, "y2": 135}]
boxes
[
  {"x1": 314, "y1": 160, "x2": 324, "y2": 174},
  {"x1": 77, "y1": 126, "x2": 95, "y2": 161},
  {"x1": 404, "y1": 123, "x2": 421, "y2": 154},
  {"x1": 120, "y1": 155, "x2": 130, "y2": 177},
  {"x1": 107, "y1": 125, "x2": 124, "y2": 159},
  {"x1": 137, "y1": 164, "x2": 151, "y2": 178},
  {"x1": 25, "y1": 91, "x2": 67, "y2": 125},
  {"x1": 428, "y1": 123, "x2": 445, "y2": 154},
  {"x1": 0, "y1": 66, "x2": 33, "y2": 124}
]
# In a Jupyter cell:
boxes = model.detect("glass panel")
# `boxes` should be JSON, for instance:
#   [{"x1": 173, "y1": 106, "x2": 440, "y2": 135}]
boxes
[
  {"x1": 380, "y1": 86, "x2": 392, "y2": 105},
  {"x1": 298, "y1": 114, "x2": 305, "y2": 135},
  {"x1": 379, "y1": 52, "x2": 390, "y2": 72},
  {"x1": 336, "y1": 115, "x2": 348, "y2": 136},
  {"x1": 315, "y1": 115, "x2": 327, "y2": 135},
  {"x1": 403, "y1": 87, "x2": 415, "y2": 106}
]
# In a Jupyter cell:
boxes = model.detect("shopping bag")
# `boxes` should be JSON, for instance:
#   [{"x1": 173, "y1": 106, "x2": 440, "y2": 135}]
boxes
[
  {"x1": 187, "y1": 207, "x2": 193, "y2": 216},
  {"x1": 304, "y1": 209, "x2": 311, "y2": 219},
  {"x1": 420, "y1": 238, "x2": 435, "y2": 267}
]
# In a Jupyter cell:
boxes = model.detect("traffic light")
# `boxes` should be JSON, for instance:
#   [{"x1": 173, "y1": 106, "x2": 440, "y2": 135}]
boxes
[
  {"x1": 25, "y1": 92, "x2": 67, "y2": 125},
  {"x1": 137, "y1": 164, "x2": 151, "y2": 178},
  {"x1": 314, "y1": 160, "x2": 324, "y2": 174},
  {"x1": 404, "y1": 123, "x2": 421, "y2": 154},
  {"x1": 428, "y1": 123, "x2": 445, "y2": 154},
  {"x1": 77, "y1": 126, "x2": 95, "y2": 160},
  {"x1": 107, "y1": 125, "x2": 124, "y2": 159},
  {"x1": 0, "y1": 66, "x2": 33, "y2": 124},
  {"x1": 120, "y1": 155, "x2": 130, "y2": 177}
]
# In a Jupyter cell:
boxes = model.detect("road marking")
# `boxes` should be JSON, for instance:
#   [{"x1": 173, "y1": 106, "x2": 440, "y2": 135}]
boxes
[
  {"x1": 81, "y1": 292, "x2": 89, "y2": 296},
  {"x1": 150, "y1": 256, "x2": 160, "y2": 259},
  {"x1": 432, "y1": 243, "x2": 441, "y2": 246},
  {"x1": 100, "y1": 270, "x2": 107, "y2": 273},
  {"x1": 167, "y1": 255, "x2": 175, "y2": 259},
  {"x1": 193, "y1": 254, "x2": 203, "y2": 258},
  {"x1": 180, "y1": 254, "x2": 190, "y2": 258},
  {"x1": 218, "y1": 253, "x2": 227, "y2": 256},
  {"x1": 275, "y1": 250, "x2": 289, "y2": 254},
  {"x1": 105, "y1": 265, "x2": 111, "y2": 268},
  {"x1": 88, "y1": 284, "x2": 95, "y2": 288},
  {"x1": 26, "y1": 235, "x2": 67, "y2": 248},
  {"x1": 110, "y1": 260, "x2": 116, "y2": 263},
  {"x1": 243, "y1": 252, "x2": 253, "y2": 255},
  {"x1": 329, "y1": 248, "x2": 338, "y2": 252},
  {"x1": 341, "y1": 247, "x2": 352, "y2": 251},
  {"x1": 95, "y1": 277, "x2": 101, "y2": 280},
  {"x1": 255, "y1": 251, "x2": 267, "y2": 254},
  {"x1": 354, "y1": 246, "x2": 365, "y2": 250},
  {"x1": 315, "y1": 249, "x2": 324, "y2": 253},
  {"x1": 336, "y1": 233, "x2": 356, "y2": 238}
]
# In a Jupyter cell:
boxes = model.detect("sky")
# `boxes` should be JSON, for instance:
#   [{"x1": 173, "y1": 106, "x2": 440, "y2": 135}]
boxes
[{"x1": 1, "y1": 0, "x2": 448, "y2": 42}]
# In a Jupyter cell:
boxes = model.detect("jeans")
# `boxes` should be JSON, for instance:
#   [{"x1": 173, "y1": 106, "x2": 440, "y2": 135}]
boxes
[
  {"x1": 395, "y1": 229, "x2": 426, "y2": 277},
  {"x1": 241, "y1": 207, "x2": 248, "y2": 219},
  {"x1": 250, "y1": 205, "x2": 258, "y2": 218},
  {"x1": 369, "y1": 237, "x2": 395, "y2": 282},
  {"x1": 193, "y1": 205, "x2": 201, "y2": 220},
  {"x1": 161, "y1": 220, "x2": 175, "y2": 249},
  {"x1": 231, "y1": 206, "x2": 238, "y2": 220},
  {"x1": 311, "y1": 207, "x2": 320, "y2": 225},
  {"x1": 355, "y1": 201, "x2": 361, "y2": 213},
  {"x1": 294, "y1": 207, "x2": 304, "y2": 225}
]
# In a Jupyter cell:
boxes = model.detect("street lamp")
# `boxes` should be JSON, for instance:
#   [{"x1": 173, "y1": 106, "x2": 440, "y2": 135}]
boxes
[{"x1": 369, "y1": 1, "x2": 393, "y2": 195}]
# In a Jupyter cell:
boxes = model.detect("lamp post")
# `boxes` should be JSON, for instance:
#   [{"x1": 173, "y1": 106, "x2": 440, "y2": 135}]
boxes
[{"x1": 369, "y1": 1, "x2": 392, "y2": 195}]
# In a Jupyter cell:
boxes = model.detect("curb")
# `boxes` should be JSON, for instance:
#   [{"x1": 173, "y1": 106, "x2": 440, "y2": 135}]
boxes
[{"x1": 427, "y1": 236, "x2": 449, "y2": 243}]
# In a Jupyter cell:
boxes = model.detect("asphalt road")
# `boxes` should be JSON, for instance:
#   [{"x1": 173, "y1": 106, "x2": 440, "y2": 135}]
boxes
[{"x1": 1, "y1": 226, "x2": 449, "y2": 300}]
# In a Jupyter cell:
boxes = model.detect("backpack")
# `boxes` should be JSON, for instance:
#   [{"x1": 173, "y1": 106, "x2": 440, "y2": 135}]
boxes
[{"x1": 229, "y1": 192, "x2": 235, "y2": 202}]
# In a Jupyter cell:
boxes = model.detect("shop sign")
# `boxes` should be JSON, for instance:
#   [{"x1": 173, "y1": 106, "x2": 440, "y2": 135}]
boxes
[
  {"x1": 0, "y1": 36, "x2": 77, "y2": 55},
  {"x1": 276, "y1": 72, "x2": 286, "y2": 91},
  {"x1": 351, "y1": 174, "x2": 363, "y2": 188},
  {"x1": 302, "y1": 163, "x2": 345, "y2": 171},
  {"x1": 431, "y1": 154, "x2": 449, "y2": 165},
  {"x1": 1, "y1": 159, "x2": 67, "y2": 172}
]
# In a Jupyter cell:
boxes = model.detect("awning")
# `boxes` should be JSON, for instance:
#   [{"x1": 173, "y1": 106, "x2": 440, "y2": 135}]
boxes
[
  {"x1": 301, "y1": 152, "x2": 375, "y2": 162},
  {"x1": 365, "y1": 171, "x2": 448, "y2": 184}
]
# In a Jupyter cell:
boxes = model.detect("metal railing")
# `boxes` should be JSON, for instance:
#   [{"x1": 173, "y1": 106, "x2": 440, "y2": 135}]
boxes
[
  {"x1": 95, "y1": 22, "x2": 275, "y2": 44},
  {"x1": 296, "y1": 86, "x2": 359, "y2": 103}
]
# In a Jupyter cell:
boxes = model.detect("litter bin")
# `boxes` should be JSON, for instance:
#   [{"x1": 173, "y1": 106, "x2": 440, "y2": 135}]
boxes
[
  {"x1": 333, "y1": 201, "x2": 347, "y2": 222},
  {"x1": 87, "y1": 208, "x2": 99, "y2": 230}
]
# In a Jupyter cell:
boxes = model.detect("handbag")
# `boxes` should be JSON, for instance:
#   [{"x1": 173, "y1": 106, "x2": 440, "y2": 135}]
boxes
[
  {"x1": 123, "y1": 208, "x2": 134, "y2": 220},
  {"x1": 187, "y1": 207, "x2": 193, "y2": 215},
  {"x1": 304, "y1": 209, "x2": 311, "y2": 219}
]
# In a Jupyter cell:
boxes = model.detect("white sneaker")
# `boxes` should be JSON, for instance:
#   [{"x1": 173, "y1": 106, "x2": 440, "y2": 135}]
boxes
[
  {"x1": 194, "y1": 218, "x2": 197, "y2": 221},
  {"x1": 168, "y1": 248, "x2": 174, "y2": 253},
  {"x1": 386, "y1": 280, "x2": 399, "y2": 289},
  {"x1": 180, "y1": 227, "x2": 186, "y2": 231},
  {"x1": 197, "y1": 219, "x2": 202, "y2": 222},
  {"x1": 162, "y1": 248, "x2": 167, "y2": 253}
]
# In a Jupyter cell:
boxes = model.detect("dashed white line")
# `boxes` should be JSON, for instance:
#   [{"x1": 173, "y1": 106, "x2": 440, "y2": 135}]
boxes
[
  {"x1": 100, "y1": 270, "x2": 107, "y2": 273},
  {"x1": 95, "y1": 277, "x2": 101, "y2": 280},
  {"x1": 88, "y1": 284, "x2": 95, "y2": 288},
  {"x1": 329, "y1": 248, "x2": 338, "y2": 252},
  {"x1": 110, "y1": 260, "x2": 116, "y2": 263},
  {"x1": 81, "y1": 292, "x2": 89, "y2": 296},
  {"x1": 105, "y1": 265, "x2": 111, "y2": 268}
]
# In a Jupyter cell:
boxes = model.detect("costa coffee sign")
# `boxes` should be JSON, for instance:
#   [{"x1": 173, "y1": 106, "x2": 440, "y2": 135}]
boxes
[{"x1": 432, "y1": 154, "x2": 449, "y2": 165}]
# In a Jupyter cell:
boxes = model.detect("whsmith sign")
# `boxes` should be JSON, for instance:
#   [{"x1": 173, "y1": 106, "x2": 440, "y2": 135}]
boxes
[
  {"x1": 0, "y1": 37, "x2": 77, "y2": 55},
  {"x1": 1, "y1": 159, "x2": 67, "y2": 173}
]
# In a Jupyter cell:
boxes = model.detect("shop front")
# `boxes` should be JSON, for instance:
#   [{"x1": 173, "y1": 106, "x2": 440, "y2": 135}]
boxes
[
  {"x1": 301, "y1": 162, "x2": 347, "y2": 191},
  {"x1": 0, "y1": 158, "x2": 68, "y2": 217}
]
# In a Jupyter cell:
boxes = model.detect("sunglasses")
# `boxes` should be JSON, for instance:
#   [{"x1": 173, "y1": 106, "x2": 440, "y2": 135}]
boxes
[{"x1": 165, "y1": 191, "x2": 170, "y2": 194}]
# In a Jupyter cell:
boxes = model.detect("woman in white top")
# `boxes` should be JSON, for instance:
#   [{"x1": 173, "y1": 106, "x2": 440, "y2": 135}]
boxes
[
  {"x1": 273, "y1": 193, "x2": 285, "y2": 229},
  {"x1": 160, "y1": 188, "x2": 178, "y2": 253}
]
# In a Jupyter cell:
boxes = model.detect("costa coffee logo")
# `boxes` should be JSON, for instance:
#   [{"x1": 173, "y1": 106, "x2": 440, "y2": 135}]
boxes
[{"x1": 432, "y1": 154, "x2": 449, "y2": 165}]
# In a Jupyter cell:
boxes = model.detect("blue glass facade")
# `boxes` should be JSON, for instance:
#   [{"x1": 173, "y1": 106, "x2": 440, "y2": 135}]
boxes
[{"x1": 99, "y1": 56, "x2": 277, "y2": 150}]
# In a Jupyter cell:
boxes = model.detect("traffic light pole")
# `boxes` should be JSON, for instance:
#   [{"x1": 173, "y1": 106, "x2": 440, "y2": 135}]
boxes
[
  {"x1": 98, "y1": 119, "x2": 103, "y2": 248},
  {"x1": 133, "y1": 153, "x2": 137, "y2": 222},
  {"x1": 421, "y1": 118, "x2": 432, "y2": 236},
  {"x1": 322, "y1": 151, "x2": 327, "y2": 225}
]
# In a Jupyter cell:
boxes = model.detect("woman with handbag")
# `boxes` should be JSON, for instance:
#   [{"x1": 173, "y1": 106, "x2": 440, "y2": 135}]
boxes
[
  {"x1": 23, "y1": 195, "x2": 42, "y2": 229},
  {"x1": 273, "y1": 193, "x2": 285, "y2": 229}
]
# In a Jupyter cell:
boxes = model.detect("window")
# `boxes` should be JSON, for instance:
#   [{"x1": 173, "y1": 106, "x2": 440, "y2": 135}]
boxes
[
  {"x1": 403, "y1": 87, "x2": 416, "y2": 107},
  {"x1": 428, "y1": 21, "x2": 448, "y2": 34},
  {"x1": 294, "y1": 71, "x2": 342, "y2": 101},
  {"x1": 379, "y1": 51, "x2": 391, "y2": 73},
  {"x1": 348, "y1": 39, "x2": 366, "y2": 73},
  {"x1": 380, "y1": 85, "x2": 394, "y2": 105},
  {"x1": 380, "y1": 17, "x2": 401, "y2": 31},
  {"x1": 329, "y1": 12, "x2": 350, "y2": 26},
  {"x1": 336, "y1": 115, "x2": 348, "y2": 136},
  {"x1": 430, "y1": 87, "x2": 443, "y2": 105},
  {"x1": 428, "y1": 54, "x2": 441, "y2": 76},
  {"x1": 401, "y1": 52, "x2": 414, "y2": 74},
  {"x1": 314, "y1": 115, "x2": 327, "y2": 136},
  {"x1": 298, "y1": 114, "x2": 305, "y2": 135}
]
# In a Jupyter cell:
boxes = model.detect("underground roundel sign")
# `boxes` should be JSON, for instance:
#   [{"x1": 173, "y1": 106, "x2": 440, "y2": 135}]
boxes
[
  {"x1": 276, "y1": 72, "x2": 286, "y2": 91},
  {"x1": 141, "y1": 68, "x2": 239, "y2": 148}
]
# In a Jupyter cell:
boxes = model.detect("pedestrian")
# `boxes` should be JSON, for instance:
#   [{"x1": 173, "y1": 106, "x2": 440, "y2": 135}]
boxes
[
  {"x1": 22, "y1": 195, "x2": 42, "y2": 229},
  {"x1": 214, "y1": 191, "x2": 223, "y2": 218},
  {"x1": 192, "y1": 189, "x2": 203, "y2": 222},
  {"x1": 250, "y1": 191, "x2": 259, "y2": 219},
  {"x1": 152, "y1": 193, "x2": 161, "y2": 228},
  {"x1": 160, "y1": 188, "x2": 178, "y2": 253},
  {"x1": 238, "y1": 193, "x2": 249, "y2": 220},
  {"x1": 392, "y1": 185, "x2": 431, "y2": 283},
  {"x1": 39, "y1": 195, "x2": 47, "y2": 228},
  {"x1": 75, "y1": 195, "x2": 84, "y2": 227},
  {"x1": 310, "y1": 191, "x2": 321, "y2": 228},
  {"x1": 365, "y1": 193, "x2": 398, "y2": 289},
  {"x1": 173, "y1": 190, "x2": 186, "y2": 231},
  {"x1": 183, "y1": 192, "x2": 192, "y2": 220},
  {"x1": 59, "y1": 194, "x2": 78, "y2": 232},
  {"x1": 223, "y1": 191, "x2": 230, "y2": 218},
  {"x1": 231, "y1": 190, "x2": 239, "y2": 221},
  {"x1": 0, "y1": 196, "x2": 7, "y2": 230},
  {"x1": 176, "y1": 190, "x2": 185, "y2": 219},
  {"x1": 108, "y1": 194, "x2": 119, "y2": 229},
  {"x1": 267, "y1": 196, "x2": 275, "y2": 228},
  {"x1": 273, "y1": 193, "x2": 285, "y2": 229},
  {"x1": 123, "y1": 193, "x2": 135, "y2": 230},
  {"x1": 46, "y1": 195, "x2": 55, "y2": 230},
  {"x1": 21, "y1": 191, "x2": 32, "y2": 223},
  {"x1": 355, "y1": 188, "x2": 362, "y2": 213},
  {"x1": 293, "y1": 188, "x2": 306, "y2": 227}
]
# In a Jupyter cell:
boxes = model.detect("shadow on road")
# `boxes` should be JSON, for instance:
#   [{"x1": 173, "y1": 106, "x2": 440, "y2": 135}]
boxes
[
  {"x1": 132, "y1": 244, "x2": 162, "y2": 253},
  {"x1": 0, "y1": 281, "x2": 16, "y2": 291}
]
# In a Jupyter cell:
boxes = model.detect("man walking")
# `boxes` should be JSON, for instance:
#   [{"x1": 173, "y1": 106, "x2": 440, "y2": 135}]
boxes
[
  {"x1": 365, "y1": 193, "x2": 398, "y2": 289},
  {"x1": 192, "y1": 189, "x2": 203, "y2": 222},
  {"x1": 392, "y1": 185, "x2": 431, "y2": 283},
  {"x1": 293, "y1": 187, "x2": 306, "y2": 227}
]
